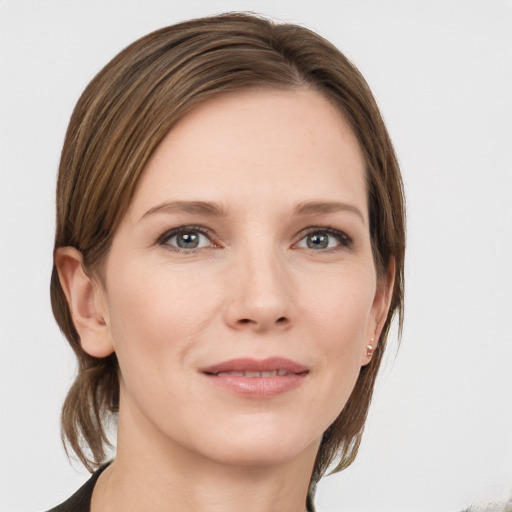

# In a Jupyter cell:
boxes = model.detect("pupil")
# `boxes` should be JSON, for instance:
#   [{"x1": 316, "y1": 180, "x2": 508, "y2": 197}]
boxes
[
  {"x1": 307, "y1": 233, "x2": 328, "y2": 249},
  {"x1": 177, "y1": 232, "x2": 199, "y2": 248}
]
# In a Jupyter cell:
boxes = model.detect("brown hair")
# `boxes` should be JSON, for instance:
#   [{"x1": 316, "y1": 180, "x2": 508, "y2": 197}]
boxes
[{"x1": 51, "y1": 12, "x2": 405, "y2": 485}]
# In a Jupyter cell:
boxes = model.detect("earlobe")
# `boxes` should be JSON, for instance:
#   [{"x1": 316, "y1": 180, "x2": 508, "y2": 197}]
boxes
[
  {"x1": 362, "y1": 257, "x2": 396, "y2": 366},
  {"x1": 54, "y1": 247, "x2": 114, "y2": 358}
]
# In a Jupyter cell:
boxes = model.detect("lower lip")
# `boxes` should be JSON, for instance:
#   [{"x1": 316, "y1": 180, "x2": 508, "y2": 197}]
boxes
[{"x1": 203, "y1": 373, "x2": 307, "y2": 398}]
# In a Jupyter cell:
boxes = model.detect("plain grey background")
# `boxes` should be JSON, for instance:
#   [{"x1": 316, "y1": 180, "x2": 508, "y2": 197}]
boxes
[{"x1": 1, "y1": 1, "x2": 511, "y2": 511}]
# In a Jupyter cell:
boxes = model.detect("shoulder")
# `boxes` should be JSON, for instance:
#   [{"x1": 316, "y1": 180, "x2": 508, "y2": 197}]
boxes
[{"x1": 44, "y1": 464, "x2": 110, "y2": 512}]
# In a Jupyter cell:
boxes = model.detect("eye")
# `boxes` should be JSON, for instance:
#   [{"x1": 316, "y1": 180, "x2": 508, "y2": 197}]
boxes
[
  {"x1": 296, "y1": 228, "x2": 352, "y2": 250},
  {"x1": 159, "y1": 226, "x2": 214, "y2": 251}
]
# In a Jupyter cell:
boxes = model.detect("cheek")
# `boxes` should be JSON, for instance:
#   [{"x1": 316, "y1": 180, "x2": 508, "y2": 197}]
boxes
[
  {"x1": 298, "y1": 268, "x2": 376, "y2": 418},
  {"x1": 104, "y1": 263, "x2": 221, "y2": 373},
  {"x1": 300, "y1": 265, "x2": 376, "y2": 346}
]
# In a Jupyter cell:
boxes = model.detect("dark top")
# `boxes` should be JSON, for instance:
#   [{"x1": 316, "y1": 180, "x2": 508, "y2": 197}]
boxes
[
  {"x1": 46, "y1": 463, "x2": 316, "y2": 512},
  {"x1": 45, "y1": 464, "x2": 109, "y2": 512}
]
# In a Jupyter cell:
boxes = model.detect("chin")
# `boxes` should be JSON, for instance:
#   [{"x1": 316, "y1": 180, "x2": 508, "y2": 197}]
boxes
[
  {"x1": 203, "y1": 441, "x2": 317, "y2": 469},
  {"x1": 188, "y1": 417, "x2": 322, "y2": 468}
]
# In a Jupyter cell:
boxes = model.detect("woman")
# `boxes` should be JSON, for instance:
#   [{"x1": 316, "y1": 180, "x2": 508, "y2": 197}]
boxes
[{"x1": 49, "y1": 12, "x2": 405, "y2": 512}]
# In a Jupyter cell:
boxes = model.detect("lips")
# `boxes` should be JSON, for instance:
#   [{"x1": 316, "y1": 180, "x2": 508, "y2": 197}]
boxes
[
  {"x1": 216, "y1": 369, "x2": 291, "y2": 377},
  {"x1": 201, "y1": 357, "x2": 309, "y2": 375},
  {"x1": 200, "y1": 357, "x2": 309, "y2": 398}
]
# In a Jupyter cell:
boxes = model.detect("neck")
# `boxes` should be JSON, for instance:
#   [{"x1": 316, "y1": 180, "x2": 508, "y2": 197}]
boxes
[{"x1": 91, "y1": 396, "x2": 318, "y2": 512}]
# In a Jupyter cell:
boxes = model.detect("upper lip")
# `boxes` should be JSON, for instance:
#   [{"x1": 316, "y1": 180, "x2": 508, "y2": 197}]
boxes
[{"x1": 200, "y1": 357, "x2": 309, "y2": 375}]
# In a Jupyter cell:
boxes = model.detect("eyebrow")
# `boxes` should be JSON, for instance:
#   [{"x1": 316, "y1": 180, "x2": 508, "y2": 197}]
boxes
[
  {"x1": 294, "y1": 201, "x2": 366, "y2": 223},
  {"x1": 140, "y1": 200, "x2": 365, "y2": 223},
  {"x1": 140, "y1": 200, "x2": 226, "y2": 221}
]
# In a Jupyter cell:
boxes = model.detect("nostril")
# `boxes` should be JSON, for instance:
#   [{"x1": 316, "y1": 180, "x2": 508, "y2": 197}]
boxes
[{"x1": 276, "y1": 317, "x2": 287, "y2": 323}]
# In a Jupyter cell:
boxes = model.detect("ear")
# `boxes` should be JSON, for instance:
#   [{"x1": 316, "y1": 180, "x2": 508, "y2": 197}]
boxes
[
  {"x1": 362, "y1": 257, "x2": 396, "y2": 366},
  {"x1": 54, "y1": 247, "x2": 114, "y2": 358}
]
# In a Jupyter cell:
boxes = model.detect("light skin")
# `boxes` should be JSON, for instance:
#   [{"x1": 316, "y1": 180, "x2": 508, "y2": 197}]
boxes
[{"x1": 56, "y1": 88, "x2": 394, "y2": 512}]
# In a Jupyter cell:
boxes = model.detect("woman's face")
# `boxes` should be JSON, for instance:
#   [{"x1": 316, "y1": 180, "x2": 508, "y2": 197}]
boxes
[{"x1": 92, "y1": 89, "x2": 391, "y2": 468}]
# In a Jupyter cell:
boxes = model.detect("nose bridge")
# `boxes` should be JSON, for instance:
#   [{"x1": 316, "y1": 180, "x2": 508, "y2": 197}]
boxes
[{"x1": 225, "y1": 239, "x2": 294, "y2": 331}]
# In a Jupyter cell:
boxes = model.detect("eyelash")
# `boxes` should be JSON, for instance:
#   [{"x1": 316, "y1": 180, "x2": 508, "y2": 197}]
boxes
[
  {"x1": 157, "y1": 225, "x2": 353, "y2": 253},
  {"x1": 158, "y1": 225, "x2": 217, "y2": 253},
  {"x1": 295, "y1": 226, "x2": 353, "y2": 251}
]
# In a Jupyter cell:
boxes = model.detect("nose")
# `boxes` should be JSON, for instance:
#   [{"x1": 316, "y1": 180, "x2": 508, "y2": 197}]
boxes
[{"x1": 223, "y1": 247, "x2": 295, "y2": 333}]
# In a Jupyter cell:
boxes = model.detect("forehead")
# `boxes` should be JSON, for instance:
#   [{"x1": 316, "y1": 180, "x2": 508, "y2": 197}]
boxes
[{"x1": 128, "y1": 88, "x2": 367, "y2": 219}]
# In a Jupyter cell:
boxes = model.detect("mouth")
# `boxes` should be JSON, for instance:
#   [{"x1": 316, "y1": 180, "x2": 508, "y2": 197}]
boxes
[
  {"x1": 214, "y1": 369, "x2": 295, "y2": 377},
  {"x1": 200, "y1": 357, "x2": 309, "y2": 398}
]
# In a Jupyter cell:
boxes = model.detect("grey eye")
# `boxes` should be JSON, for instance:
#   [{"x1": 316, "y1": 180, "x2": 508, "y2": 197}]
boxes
[
  {"x1": 306, "y1": 233, "x2": 330, "y2": 249},
  {"x1": 162, "y1": 229, "x2": 212, "y2": 250},
  {"x1": 176, "y1": 232, "x2": 200, "y2": 249},
  {"x1": 296, "y1": 229, "x2": 349, "y2": 250}
]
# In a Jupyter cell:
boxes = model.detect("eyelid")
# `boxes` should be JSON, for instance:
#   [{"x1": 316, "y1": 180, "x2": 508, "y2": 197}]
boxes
[
  {"x1": 156, "y1": 224, "x2": 352, "y2": 252},
  {"x1": 294, "y1": 226, "x2": 353, "y2": 250},
  {"x1": 157, "y1": 225, "x2": 219, "y2": 251}
]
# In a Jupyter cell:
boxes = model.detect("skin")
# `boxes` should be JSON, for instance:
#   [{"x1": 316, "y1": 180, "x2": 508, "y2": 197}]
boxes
[{"x1": 56, "y1": 88, "x2": 393, "y2": 512}]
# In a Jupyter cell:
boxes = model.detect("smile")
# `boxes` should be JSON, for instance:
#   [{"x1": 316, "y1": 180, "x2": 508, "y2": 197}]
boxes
[
  {"x1": 200, "y1": 358, "x2": 309, "y2": 398},
  {"x1": 215, "y1": 370, "x2": 293, "y2": 377}
]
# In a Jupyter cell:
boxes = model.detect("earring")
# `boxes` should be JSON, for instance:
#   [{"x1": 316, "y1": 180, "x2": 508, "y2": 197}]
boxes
[{"x1": 366, "y1": 338, "x2": 375, "y2": 358}]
